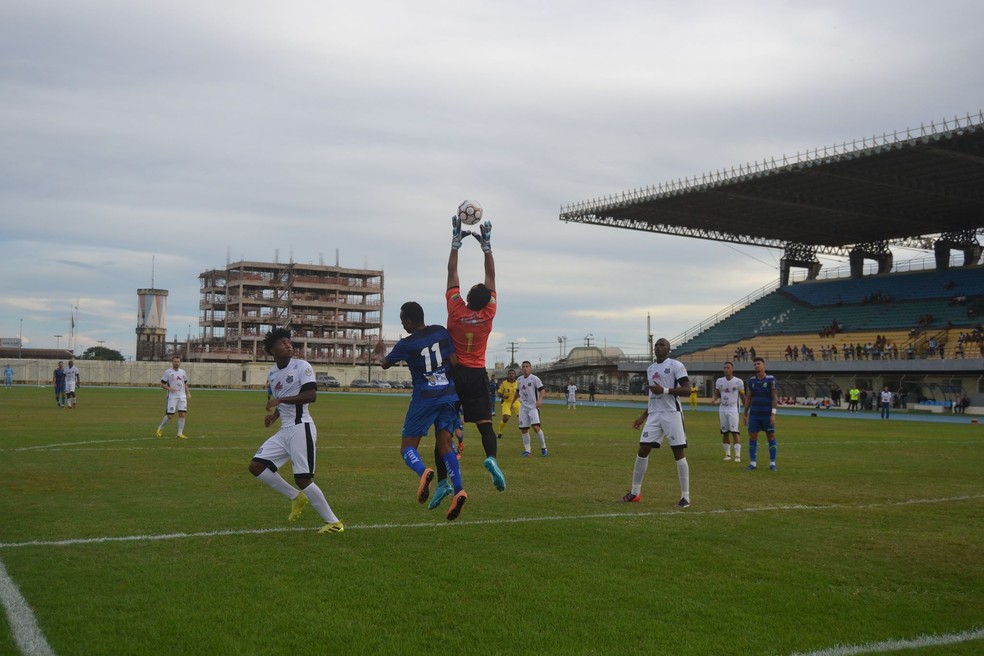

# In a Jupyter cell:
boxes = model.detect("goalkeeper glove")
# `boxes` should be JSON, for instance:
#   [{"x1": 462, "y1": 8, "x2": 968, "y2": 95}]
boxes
[
  {"x1": 477, "y1": 220, "x2": 492, "y2": 252},
  {"x1": 451, "y1": 216, "x2": 464, "y2": 250}
]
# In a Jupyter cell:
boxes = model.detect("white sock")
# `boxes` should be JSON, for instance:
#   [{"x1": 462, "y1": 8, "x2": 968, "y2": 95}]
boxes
[
  {"x1": 256, "y1": 468, "x2": 298, "y2": 499},
  {"x1": 676, "y1": 457, "x2": 690, "y2": 500},
  {"x1": 631, "y1": 455, "x2": 648, "y2": 495},
  {"x1": 522, "y1": 433, "x2": 531, "y2": 453},
  {"x1": 177, "y1": 417, "x2": 185, "y2": 434},
  {"x1": 536, "y1": 429, "x2": 547, "y2": 449},
  {"x1": 734, "y1": 443, "x2": 742, "y2": 458},
  {"x1": 159, "y1": 416, "x2": 170, "y2": 429},
  {"x1": 723, "y1": 443, "x2": 731, "y2": 456},
  {"x1": 301, "y1": 482, "x2": 339, "y2": 524}
]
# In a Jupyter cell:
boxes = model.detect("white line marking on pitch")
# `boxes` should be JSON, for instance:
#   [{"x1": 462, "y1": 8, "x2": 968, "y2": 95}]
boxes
[
  {"x1": 13, "y1": 438, "x2": 157, "y2": 451},
  {"x1": 8, "y1": 437, "x2": 386, "y2": 452},
  {"x1": 789, "y1": 626, "x2": 984, "y2": 655},
  {"x1": 9, "y1": 438, "x2": 977, "y2": 453},
  {"x1": 0, "y1": 494, "x2": 980, "y2": 550},
  {"x1": 0, "y1": 559, "x2": 56, "y2": 655}
]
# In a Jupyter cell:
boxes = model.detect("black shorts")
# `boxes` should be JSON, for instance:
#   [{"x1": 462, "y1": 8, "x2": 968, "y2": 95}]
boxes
[{"x1": 451, "y1": 366, "x2": 492, "y2": 422}]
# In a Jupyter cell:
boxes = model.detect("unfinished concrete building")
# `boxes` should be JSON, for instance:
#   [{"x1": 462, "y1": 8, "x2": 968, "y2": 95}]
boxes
[{"x1": 196, "y1": 260, "x2": 383, "y2": 364}]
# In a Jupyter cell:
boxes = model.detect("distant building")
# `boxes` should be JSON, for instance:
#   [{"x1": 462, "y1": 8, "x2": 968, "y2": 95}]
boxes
[
  {"x1": 196, "y1": 260, "x2": 384, "y2": 364},
  {"x1": 136, "y1": 288, "x2": 169, "y2": 361}
]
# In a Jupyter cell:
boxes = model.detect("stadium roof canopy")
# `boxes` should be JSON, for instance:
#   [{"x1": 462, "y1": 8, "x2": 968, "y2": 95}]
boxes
[{"x1": 560, "y1": 112, "x2": 984, "y2": 259}]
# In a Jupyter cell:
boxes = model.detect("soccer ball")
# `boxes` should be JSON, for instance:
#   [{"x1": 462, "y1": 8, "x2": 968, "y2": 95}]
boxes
[{"x1": 457, "y1": 200, "x2": 483, "y2": 225}]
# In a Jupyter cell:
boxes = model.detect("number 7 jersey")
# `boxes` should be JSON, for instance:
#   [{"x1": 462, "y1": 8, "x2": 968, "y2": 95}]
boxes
[{"x1": 446, "y1": 286, "x2": 496, "y2": 368}]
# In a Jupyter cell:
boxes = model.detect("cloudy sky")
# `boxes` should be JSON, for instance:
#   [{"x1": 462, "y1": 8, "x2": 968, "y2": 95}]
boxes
[{"x1": 2, "y1": 0, "x2": 982, "y2": 365}]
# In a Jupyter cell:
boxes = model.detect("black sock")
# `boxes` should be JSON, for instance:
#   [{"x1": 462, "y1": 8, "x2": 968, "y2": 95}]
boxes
[
  {"x1": 478, "y1": 422, "x2": 497, "y2": 458},
  {"x1": 434, "y1": 444, "x2": 447, "y2": 482}
]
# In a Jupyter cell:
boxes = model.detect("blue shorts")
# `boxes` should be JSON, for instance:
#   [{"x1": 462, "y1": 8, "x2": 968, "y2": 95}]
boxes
[
  {"x1": 747, "y1": 414, "x2": 775, "y2": 435},
  {"x1": 402, "y1": 401, "x2": 459, "y2": 439}
]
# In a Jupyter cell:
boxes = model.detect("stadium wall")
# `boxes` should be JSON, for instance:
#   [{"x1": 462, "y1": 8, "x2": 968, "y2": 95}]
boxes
[{"x1": 0, "y1": 359, "x2": 409, "y2": 390}]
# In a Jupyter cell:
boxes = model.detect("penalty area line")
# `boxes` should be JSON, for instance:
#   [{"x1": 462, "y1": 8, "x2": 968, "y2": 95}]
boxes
[
  {"x1": 0, "y1": 494, "x2": 981, "y2": 551},
  {"x1": 0, "y1": 558, "x2": 56, "y2": 656},
  {"x1": 789, "y1": 626, "x2": 984, "y2": 656}
]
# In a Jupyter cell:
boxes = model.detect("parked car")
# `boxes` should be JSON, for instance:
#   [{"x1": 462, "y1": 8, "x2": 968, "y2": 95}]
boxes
[
  {"x1": 316, "y1": 374, "x2": 340, "y2": 388},
  {"x1": 370, "y1": 380, "x2": 392, "y2": 389},
  {"x1": 350, "y1": 379, "x2": 371, "y2": 388}
]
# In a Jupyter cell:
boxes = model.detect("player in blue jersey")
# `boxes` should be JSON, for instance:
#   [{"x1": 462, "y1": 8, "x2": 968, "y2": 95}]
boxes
[
  {"x1": 52, "y1": 361, "x2": 67, "y2": 407},
  {"x1": 742, "y1": 356, "x2": 779, "y2": 471},
  {"x1": 378, "y1": 301, "x2": 468, "y2": 521}
]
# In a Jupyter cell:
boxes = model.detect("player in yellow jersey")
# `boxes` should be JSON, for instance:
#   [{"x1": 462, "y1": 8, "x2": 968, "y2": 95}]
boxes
[{"x1": 495, "y1": 368, "x2": 520, "y2": 439}]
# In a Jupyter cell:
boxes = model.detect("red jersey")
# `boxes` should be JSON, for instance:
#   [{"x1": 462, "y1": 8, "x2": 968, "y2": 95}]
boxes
[{"x1": 446, "y1": 286, "x2": 496, "y2": 368}]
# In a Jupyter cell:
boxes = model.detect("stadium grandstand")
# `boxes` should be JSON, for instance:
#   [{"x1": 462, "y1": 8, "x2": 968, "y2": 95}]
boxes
[{"x1": 549, "y1": 111, "x2": 984, "y2": 412}]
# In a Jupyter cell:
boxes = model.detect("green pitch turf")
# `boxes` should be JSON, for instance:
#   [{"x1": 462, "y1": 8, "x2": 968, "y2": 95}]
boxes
[{"x1": 0, "y1": 386, "x2": 982, "y2": 655}]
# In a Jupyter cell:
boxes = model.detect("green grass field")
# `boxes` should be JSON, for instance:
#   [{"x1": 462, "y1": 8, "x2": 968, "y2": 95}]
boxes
[{"x1": 1, "y1": 386, "x2": 982, "y2": 655}]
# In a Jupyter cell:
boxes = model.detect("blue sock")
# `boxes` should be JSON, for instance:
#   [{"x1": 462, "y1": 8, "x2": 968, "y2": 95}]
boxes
[
  {"x1": 749, "y1": 440, "x2": 758, "y2": 463},
  {"x1": 442, "y1": 451, "x2": 463, "y2": 493},
  {"x1": 768, "y1": 439, "x2": 777, "y2": 463},
  {"x1": 401, "y1": 447, "x2": 426, "y2": 476}
]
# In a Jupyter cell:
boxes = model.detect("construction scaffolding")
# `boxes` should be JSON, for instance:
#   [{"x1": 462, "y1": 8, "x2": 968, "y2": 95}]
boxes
[{"x1": 196, "y1": 260, "x2": 383, "y2": 364}]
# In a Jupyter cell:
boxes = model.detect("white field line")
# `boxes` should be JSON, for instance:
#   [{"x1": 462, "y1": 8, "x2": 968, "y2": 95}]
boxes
[
  {"x1": 789, "y1": 626, "x2": 984, "y2": 655},
  {"x1": 0, "y1": 559, "x2": 56, "y2": 656},
  {"x1": 8, "y1": 437, "x2": 979, "y2": 453},
  {"x1": 1, "y1": 494, "x2": 981, "y2": 551},
  {"x1": 8, "y1": 437, "x2": 386, "y2": 452},
  {"x1": 13, "y1": 438, "x2": 159, "y2": 451}
]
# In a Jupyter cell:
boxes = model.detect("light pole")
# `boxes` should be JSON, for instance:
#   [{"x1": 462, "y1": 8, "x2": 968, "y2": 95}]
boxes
[{"x1": 54, "y1": 334, "x2": 63, "y2": 350}]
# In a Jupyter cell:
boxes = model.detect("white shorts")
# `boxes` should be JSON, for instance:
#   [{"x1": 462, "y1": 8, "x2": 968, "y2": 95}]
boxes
[
  {"x1": 65, "y1": 382, "x2": 77, "y2": 395},
  {"x1": 166, "y1": 396, "x2": 188, "y2": 414},
  {"x1": 253, "y1": 422, "x2": 318, "y2": 476},
  {"x1": 719, "y1": 411, "x2": 740, "y2": 434},
  {"x1": 518, "y1": 405, "x2": 541, "y2": 429},
  {"x1": 640, "y1": 411, "x2": 687, "y2": 447}
]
